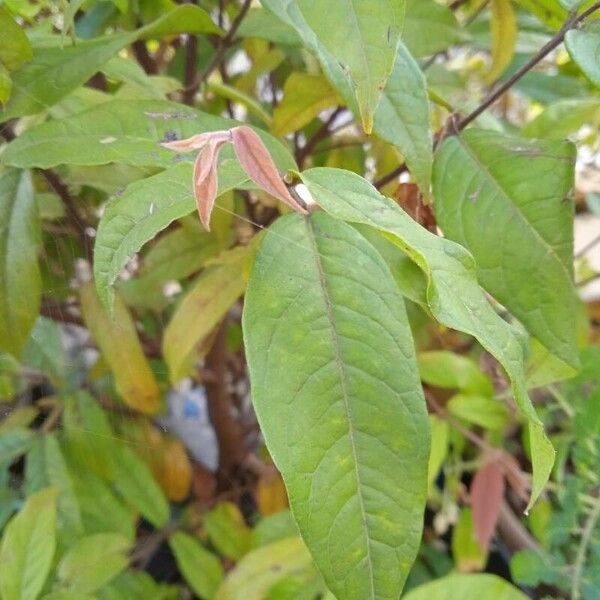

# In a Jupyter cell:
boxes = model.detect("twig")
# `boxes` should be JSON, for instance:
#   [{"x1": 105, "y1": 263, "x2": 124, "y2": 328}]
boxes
[
  {"x1": 572, "y1": 492, "x2": 600, "y2": 600},
  {"x1": 40, "y1": 169, "x2": 93, "y2": 263},
  {"x1": 197, "y1": 0, "x2": 252, "y2": 86},
  {"x1": 376, "y1": 3, "x2": 600, "y2": 188},
  {"x1": 459, "y1": 2, "x2": 600, "y2": 130},
  {"x1": 182, "y1": 36, "x2": 199, "y2": 105},
  {"x1": 295, "y1": 107, "x2": 345, "y2": 167},
  {"x1": 576, "y1": 232, "x2": 600, "y2": 259},
  {"x1": 132, "y1": 40, "x2": 158, "y2": 75},
  {"x1": 203, "y1": 320, "x2": 246, "y2": 480}
]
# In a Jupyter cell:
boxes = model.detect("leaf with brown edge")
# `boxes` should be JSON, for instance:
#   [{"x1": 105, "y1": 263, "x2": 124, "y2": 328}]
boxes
[
  {"x1": 471, "y1": 460, "x2": 505, "y2": 551},
  {"x1": 231, "y1": 126, "x2": 308, "y2": 215}
]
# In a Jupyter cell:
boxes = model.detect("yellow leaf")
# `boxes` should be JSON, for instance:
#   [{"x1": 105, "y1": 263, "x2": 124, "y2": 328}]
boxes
[
  {"x1": 271, "y1": 72, "x2": 341, "y2": 137},
  {"x1": 159, "y1": 438, "x2": 192, "y2": 502},
  {"x1": 80, "y1": 281, "x2": 161, "y2": 414},
  {"x1": 257, "y1": 467, "x2": 288, "y2": 516},
  {"x1": 163, "y1": 250, "x2": 250, "y2": 383},
  {"x1": 487, "y1": 0, "x2": 517, "y2": 83}
]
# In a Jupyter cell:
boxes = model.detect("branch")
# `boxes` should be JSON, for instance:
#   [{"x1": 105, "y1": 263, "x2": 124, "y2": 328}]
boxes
[
  {"x1": 295, "y1": 107, "x2": 345, "y2": 167},
  {"x1": 203, "y1": 320, "x2": 246, "y2": 481},
  {"x1": 459, "y1": 2, "x2": 600, "y2": 130},
  {"x1": 40, "y1": 169, "x2": 94, "y2": 263},
  {"x1": 196, "y1": 0, "x2": 252, "y2": 87}
]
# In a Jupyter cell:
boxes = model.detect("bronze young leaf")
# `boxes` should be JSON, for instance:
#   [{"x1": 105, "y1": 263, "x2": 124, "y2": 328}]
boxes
[{"x1": 161, "y1": 126, "x2": 306, "y2": 230}]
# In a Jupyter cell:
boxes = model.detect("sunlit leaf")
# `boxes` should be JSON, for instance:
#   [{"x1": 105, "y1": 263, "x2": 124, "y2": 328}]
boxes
[{"x1": 487, "y1": 0, "x2": 517, "y2": 83}]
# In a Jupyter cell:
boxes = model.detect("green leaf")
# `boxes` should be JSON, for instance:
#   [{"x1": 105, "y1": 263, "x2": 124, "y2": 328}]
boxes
[
  {"x1": 403, "y1": 573, "x2": 528, "y2": 600},
  {"x1": 168, "y1": 532, "x2": 224, "y2": 600},
  {"x1": 513, "y1": 0, "x2": 567, "y2": 29},
  {"x1": 23, "y1": 317, "x2": 67, "y2": 386},
  {"x1": 56, "y1": 533, "x2": 130, "y2": 594},
  {"x1": 97, "y1": 570, "x2": 177, "y2": 600},
  {"x1": 42, "y1": 434, "x2": 84, "y2": 543},
  {"x1": 0, "y1": 487, "x2": 57, "y2": 600},
  {"x1": 0, "y1": 33, "x2": 135, "y2": 122},
  {"x1": 261, "y1": 0, "x2": 405, "y2": 133},
  {"x1": 136, "y1": 4, "x2": 222, "y2": 39},
  {"x1": 403, "y1": 0, "x2": 466, "y2": 59},
  {"x1": 238, "y1": 8, "x2": 302, "y2": 46},
  {"x1": 272, "y1": 73, "x2": 340, "y2": 136},
  {"x1": 372, "y1": 44, "x2": 433, "y2": 194},
  {"x1": 0, "y1": 428, "x2": 35, "y2": 467},
  {"x1": 0, "y1": 5, "x2": 221, "y2": 122},
  {"x1": 1, "y1": 98, "x2": 295, "y2": 169},
  {"x1": 418, "y1": 351, "x2": 493, "y2": 395},
  {"x1": 204, "y1": 502, "x2": 252, "y2": 561},
  {"x1": 164, "y1": 258, "x2": 248, "y2": 383},
  {"x1": 112, "y1": 445, "x2": 169, "y2": 528},
  {"x1": 93, "y1": 158, "x2": 249, "y2": 309},
  {"x1": 0, "y1": 7, "x2": 33, "y2": 71},
  {"x1": 447, "y1": 394, "x2": 510, "y2": 431},
  {"x1": 243, "y1": 212, "x2": 429, "y2": 599},
  {"x1": 42, "y1": 593, "x2": 95, "y2": 600},
  {"x1": 0, "y1": 63, "x2": 11, "y2": 104},
  {"x1": 428, "y1": 415, "x2": 449, "y2": 487},
  {"x1": 522, "y1": 98, "x2": 600, "y2": 138},
  {"x1": 433, "y1": 129, "x2": 578, "y2": 371},
  {"x1": 0, "y1": 169, "x2": 41, "y2": 359},
  {"x1": 215, "y1": 537, "x2": 315, "y2": 600},
  {"x1": 73, "y1": 471, "x2": 136, "y2": 541},
  {"x1": 566, "y1": 21, "x2": 600, "y2": 86},
  {"x1": 261, "y1": 4, "x2": 432, "y2": 193},
  {"x1": 451, "y1": 508, "x2": 487, "y2": 571},
  {"x1": 300, "y1": 166, "x2": 554, "y2": 509}
]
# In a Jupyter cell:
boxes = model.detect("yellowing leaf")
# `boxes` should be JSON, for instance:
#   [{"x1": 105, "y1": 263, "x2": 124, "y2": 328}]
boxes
[
  {"x1": 80, "y1": 281, "x2": 160, "y2": 414},
  {"x1": 487, "y1": 0, "x2": 517, "y2": 83},
  {"x1": 215, "y1": 537, "x2": 315, "y2": 600},
  {"x1": 257, "y1": 467, "x2": 288, "y2": 517},
  {"x1": 204, "y1": 502, "x2": 252, "y2": 561},
  {"x1": 162, "y1": 439, "x2": 192, "y2": 502},
  {"x1": 163, "y1": 258, "x2": 248, "y2": 383},
  {"x1": 272, "y1": 73, "x2": 340, "y2": 136},
  {"x1": 452, "y1": 508, "x2": 488, "y2": 572}
]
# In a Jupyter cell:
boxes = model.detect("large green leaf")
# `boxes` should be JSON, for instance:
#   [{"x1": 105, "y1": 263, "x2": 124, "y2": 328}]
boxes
[
  {"x1": 0, "y1": 487, "x2": 57, "y2": 600},
  {"x1": 433, "y1": 129, "x2": 578, "y2": 370},
  {"x1": 169, "y1": 532, "x2": 224, "y2": 600},
  {"x1": 566, "y1": 21, "x2": 600, "y2": 87},
  {"x1": 403, "y1": 573, "x2": 528, "y2": 600},
  {"x1": 93, "y1": 158, "x2": 249, "y2": 309},
  {"x1": 1, "y1": 99, "x2": 295, "y2": 170},
  {"x1": 263, "y1": 0, "x2": 405, "y2": 133},
  {"x1": 261, "y1": 3, "x2": 432, "y2": 193},
  {"x1": 0, "y1": 169, "x2": 41, "y2": 359},
  {"x1": 243, "y1": 212, "x2": 429, "y2": 599},
  {"x1": 299, "y1": 167, "x2": 554, "y2": 509}
]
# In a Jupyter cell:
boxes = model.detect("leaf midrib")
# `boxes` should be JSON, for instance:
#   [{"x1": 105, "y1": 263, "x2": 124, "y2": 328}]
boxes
[{"x1": 304, "y1": 216, "x2": 376, "y2": 599}]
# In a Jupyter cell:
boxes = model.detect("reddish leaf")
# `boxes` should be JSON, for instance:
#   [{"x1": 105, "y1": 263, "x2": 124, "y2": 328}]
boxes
[
  {"x1": 193, "y1": 138, "x2": 227, "y2": 230},
  {"x1": 470, "y1": 461, "x2": 505, "y2": 551},
  {"x1": 231, "y1": 126, "x2": 308, "y2": 215},
  {"x1": 161, "y1": 130, "x2": 231, "y2": 152}
]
